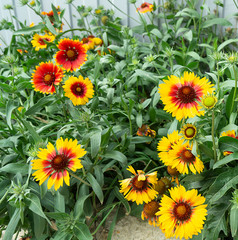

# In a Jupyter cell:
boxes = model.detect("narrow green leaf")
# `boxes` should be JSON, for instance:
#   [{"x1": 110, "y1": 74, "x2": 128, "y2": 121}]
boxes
[
  {"x1": 54, "y1": 191, "x2": 65, "y2": 212},
  {"x1": 213, "y1": 153, "x2": 238, "y2": 169},
  {"x1": 0, "y1": 163, "x2": 28, "y2": 175},
  {"x1": 230, "y1": 206, "x2": 238, "y2": 237},
  {"x1": 136, "y1": 112, "x2": 142, "y2": 128},
  {"x1": 74, "y1": 195, "x2": 90, "y2": 220},
  {"x1": 6, "y1": 101, "x2": 17, "y2": 129},
  {"x1": 150, "y1": 28, "x2": 162, "y2": 38},
  {"x1": 141, "y1": 99, "x2": 151, "y2": 109},
  {"x1": 130, "y1": 136, "x2": 152, "y2": 144},
  {"x1": 13, "y1": 24, "x2": 43, "y2": 35},
  {"x1": 73, "y1": 222, "x2": 93, "y2": 240},
  {"x1": 33, "y1": 213, "x2": 46, "y2": 238},
  {"x1": 103, "y1": 150, "x2": 127, "y2": 165},
  {"x1": 226, "y1": 87, "x2": 235, "y2": 118},
  {"x1": 90, "y1": 131, "x2": 101, "y2": 158},
  {"x1": 107, "y1": 206, "x2": 120, "y2": 240},
  {"x1": 45, "y1": 16, "x2": 57, "y2": 35},
  {"x1": 87, "y1": 173, "x2": 104, "y2": 204},
  {"x1": 114, "y1": 187, "x2": 130, "y2": 214},
  {"x1": 202, "y1": 18, "x2": 232, "y2": 28},
  {"x1": 219, "y1": 136, "x2": 238, "y2": 152},
  {"x1": 218, "y1": 39, "x2": 238, "y2": 52}
]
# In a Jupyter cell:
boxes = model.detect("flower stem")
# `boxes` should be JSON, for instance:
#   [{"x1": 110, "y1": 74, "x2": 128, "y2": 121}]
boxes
[
  {"x1": 69, "y1": 172, "x2": 91, "y2": 186},
  {"x1": 212, "y1": 110, "x2": 217, "y2": 162},
  {"x1": 231, "y1": 64, "x2": 238, "y2": 113}
]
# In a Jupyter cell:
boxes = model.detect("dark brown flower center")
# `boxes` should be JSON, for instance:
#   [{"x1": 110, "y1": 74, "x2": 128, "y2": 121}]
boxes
[
  {"x1": 67, "y1": 50, "x2": 75, "y2": 58},
  {"x1": 131, "y1": 175, "x2": 148, "y2": 190},
  {"x1": 185, "y1": 127, "x2": 196, "y2": 138},
  {"x1": 180, "y1": 149, "x2": 195, "y2": 163},
  {"x1": 43, "y1": 74, "x2": 55, "y2": 85},
  {"x1": 141, "y1": 3, "x2": 148, "y2": 8},
  {"x1": 71, "y1": 82, "x2": 86, "y2": 97},
  {"x1": 51, "y1": 154, "x2": 68, "y2": 170},
  {"x1": 177, "y1": 86, "x2": 196, "y2": 103},
  {"x1": 143, "y1": 201, "x2": 160, "y2": 218},
  {"x1": 173, "y1": 202, "x2": 192, "y2": 221}
]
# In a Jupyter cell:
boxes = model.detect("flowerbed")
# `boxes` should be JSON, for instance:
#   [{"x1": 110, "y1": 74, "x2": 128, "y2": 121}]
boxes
[{"x1": 1, "y1": 0, "x2": 238, "y2": 239}]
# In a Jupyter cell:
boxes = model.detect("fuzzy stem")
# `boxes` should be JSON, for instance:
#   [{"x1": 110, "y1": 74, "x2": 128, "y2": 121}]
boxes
[
  {"x1": 231, "y1": 64, "x2": 238, "y2": 113},
  {"x1": 69, "y1": 172, "x2": 91, "y2": 186},
  {"x1": 212, "y1": 110, "x2": 217, "y2": 162}
]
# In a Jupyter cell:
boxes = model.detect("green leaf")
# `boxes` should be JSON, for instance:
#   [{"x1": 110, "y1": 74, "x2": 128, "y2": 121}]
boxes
[
  {"x1": 230, "y1": 206, "x2": 238, "y2": 237},
  {"x1": 107, "y1": 206, "x2": 120, "y2": 240},
  {"x1": 108, "y1": 45, "x2": 125, "y2": 57},
  {"x1": 219, "y1": 136, "x2": 238, "y2": 152},
  {"x1": 218, "y1": 39, "x2": 238, "y2": 52},
  {"x1": 3, "y1": 208, "x2": 20, "y2": 240},
  {"x1": 213, "y1": 153, "x2": 238, "y2": 169},
  {"x1": 184, "y1": 30, "x2": 193, "y2": 42},
  {"x1": 13, "y1": 24, "x2": 43, "y2": 35},
  {"x1": 45, "y1": 212, "x2": 69, "y2": 221},
  {"x1": 6, "y1": 101, "x2": 17, "y2": 129},
  {"x1": 20, "y1": 119, "x2": 42, "y2": 143},
  {"x1": 0, "y1": 163, "x2": 28, "y2": 175},
  {"x1": 87, "y1": 173, "x2": 104, "y2": 204},
  {"x1": 141, "y1": 99, "x2": 151, "y2": 109},
  {"x1": 74, "y1": 195, "x2": 91, "y2": 220},
  {"x1": 28, "y1": 193, "x2": 51, "y2": 225},
  {"x1": 90, "y1": 131, "x2": 101, "y2": 158},
  {"x1": 150, "y1": 28, "x2": 162, "y2": 38},
  {"x1": 33, "y1": 213, "x2": 46, "y2": 238},
  {"x1": 187, "y1": 51, "x2": 200, "y2": 60},
  {"x1": 136, "y1": 112, "x2": 142, "y2": 128},
  {"x1": 103, "y1": 150, "x2": 127, "y2": 165},
  {"x1": 114, "y1": 187, "x2": 130, "y2": 214},
  {"x1": 25, "y1": 95, "x2": 55, "y2": 116},
  {"x1": 73, "y1": 222, "x2": 93, "y2": 240},
  {"x1": 45, "y1": 16, "x2": 57, "y2": 35},
  {"x1": 202, "y1": 18, "x2": 232, "y2": 28},
  {"x1": 54, "y1": 191, "x2": 65, "y2": 212},
  {"x1": 130, "y1": 136, "x2": 152, "y2": 144},
  {"x1": 226, "y1": 87, "x2": 236, "y2": 118}
]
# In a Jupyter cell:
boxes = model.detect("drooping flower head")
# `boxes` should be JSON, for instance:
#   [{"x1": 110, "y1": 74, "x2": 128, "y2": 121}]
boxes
[
  {"x1": 156, "y1": 185, "x2": 207, "y2": 239},
  {"x1": 31, "y1": 62, "x2": 64, "y2": 94},
  {"x1": 158, "y1": 72, "x2": 214, "y2": 121},
  {"x1": 137, "y1": 2, "x2": 154, "y2": 13},
  {"x1": 168, "y1": 140, "x2": 204, "y2": 174},
  {"x1": 119, "y1": 165, "x2": 158, "y2": 205},
  {"x1": 141, "y1": 200, "x2": 160, "y2": 227},
  {"x1": 220, "y1": 130, "x2": 237, "y2": 155},
  {"x1": 180, "y1": 123, "x2": 197, "y2": 140},
  {"x1": 82, "y1": 35, "x2": 103, "y2": 51},
  {"x1": 157, "y1": 130, "x2": 182, "y2": 164},
  {"x1": 63, "y1": 76, "x2": 94, "y2": 106},
  {"x1": 32, "y1": 138, "x2": 86, "y2": 191},
  {"x1": 137, "y1": 124, "x2": 156, "y2": 138},
  {"x1": 31, "y1": 33, "x2": 55, "y2": 51},
  {"x1": 55, "y1": 38, "x2": 87, "y2": 72}
]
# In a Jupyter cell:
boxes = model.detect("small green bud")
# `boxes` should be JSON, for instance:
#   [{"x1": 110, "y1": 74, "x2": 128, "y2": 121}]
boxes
[{"x1": 4, "y1": 4, "x2": 13, "y2": 10}]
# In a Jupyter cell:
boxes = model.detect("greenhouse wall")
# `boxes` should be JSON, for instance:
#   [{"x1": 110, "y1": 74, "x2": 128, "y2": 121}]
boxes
[{"x1": 0, "y1": 0, "x2": 237, "y2": 47}]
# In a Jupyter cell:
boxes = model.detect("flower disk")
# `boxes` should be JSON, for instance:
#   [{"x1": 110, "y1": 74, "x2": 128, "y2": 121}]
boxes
[
  {"x1": 63, "y1": 76, "x2": 94, "y2": 106},
  {"x1": 180, "y1": 123, "x2": 197, "y2": 140},
  {"x1": 119, "y1": 165, "x2": 158, "y2": 205},
  {"x1": 137, "y1": 2, "x2": 154, "y2": 13},
  {"x1": 31, "y1": 33, "x2": 55, "y2": 51},
  {"x1": 141, "y1": 200, "x2": 160, "y2": 227},
  {"x1": 55, "y1": 38, "x2": 87, "y2": 72},
  {"x1": 157, "y1": 185, "x2": 207, "y2": 239},
  {"x1": 158, "y1": 72, "x2": 214, "y2": 121},
  {"x1": 31, "y1": 138, "x2": 86, "y2": 191},
  {"x1": 31, "y1": 62, "x2": 64, "y2": 94}
]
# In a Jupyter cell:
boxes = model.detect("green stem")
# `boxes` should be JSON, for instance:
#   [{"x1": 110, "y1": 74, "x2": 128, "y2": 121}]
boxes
[
  {"x1": 69, "y1": 172, "x2": 91, "y2": 186},
  {"x1": 217, "y1": 62, "x2": 220, "y2": 93},
  {"x1": 0, "y1": 184, "x2": 12, "y2": 205},
  {"x1": 231, "y1": 64, "x2": 238, "y2": 113},
  {"x1": 169, "y1": 56, "x2": 174, "y2": 74},
  {"x1": 212, "y1": 110, "x2": 217, "y2": 162},
  {"x1": 161, "y1": 0, "x2": 169, "y2": 31},
  {"x1": 233, "y1": 0, "x2": 238, "y2": 9},
  {"x1": 197, "y1": 0, "x2": 206, "y2": 41}
]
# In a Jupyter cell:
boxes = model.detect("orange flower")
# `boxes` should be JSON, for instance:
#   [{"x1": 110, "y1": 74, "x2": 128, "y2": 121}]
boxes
[
  {"x1": 137, "y1": 2, "x2": 154, "y2": 13},
  {"x1": 55, "y1": 38, "x2": 87, "y2": 72},
  {"x1": 137, "y1": 124, "x2": 156, "y2": 138},
  {"x1": 31, "y1": 62, "x2": 64, "y2": 94}
]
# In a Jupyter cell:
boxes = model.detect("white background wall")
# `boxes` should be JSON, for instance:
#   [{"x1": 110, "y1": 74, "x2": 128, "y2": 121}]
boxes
[{"x1": 0, "y1": 0, "x2": 237, "y2": 47}]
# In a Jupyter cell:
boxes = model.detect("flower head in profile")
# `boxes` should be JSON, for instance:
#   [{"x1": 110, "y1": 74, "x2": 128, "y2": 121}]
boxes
[
  {"x1": 31, "y1": 62, "x2": 64, "y2": 94},
  {"x1": 141, "y1": 200, "x2": 160, "y2": 226},
  {"x1": 63, "y1": 76, "x2": 94, "y2": 105},
  {"x1": 31, "y1": 33, "x2": 55, "y2": 51},
  {"x1": 156, "y1": 185, "x2": 207, "y2": 239},
  {"x1": 119, "y1": 165, "x2": 158, "y2": 205},
  {"x1": 32, "y1": 138, "x2": 86, "y2": 191},
  {"x1": 180, "y1": 123, "x2": 197, "y2": 140},
  {"x1": 158, "y1": 72, "x2": 214, "y2": 121},
  {"x1": 82, "y1": 35, "x2": 102, "y2": 51},
  {"x1": 137, "y1": 124, "x2": 156, "y2": 138},
  {"x1": 220, "y1": 130, "x2": 237, "y2": 155},
  {"x1": 168, "y1": 140, "x2": 204, "y2": 174},
  {"x1": 137, "y1": 2, "x2": 154, "y2": 13},
  {"x1": 55, "y1": 38, "x2": 87, "y2": 72},
  {"x1": 157, "y1": 130, "x2": 182, "y2": 164}
]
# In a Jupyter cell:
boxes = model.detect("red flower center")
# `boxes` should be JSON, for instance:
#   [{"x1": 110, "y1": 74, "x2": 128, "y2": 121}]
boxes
[
  {"x1": 82, "y1": 38, "x2": 89, "y2": 44},
  {"x1": 143, "y1": 201, "x2": 160, "y2": 218},
  {"x1": 131, "y1": 175, "x2": 148, "y2": 190},
  {"x1": 44, "y1": 74, "x2": 54, "y2": 85},
  {"x1": 38, "y1": 38, "x2": 51, "y2": 45},
  {"x1": 141, "y1": 3, "x2": 148, "y2": 8},
  {"x1": 71, "y1": 82, "x2": 86, "y2": 97},
  {"x1": 51, "y1": 154, "x2": 68, "y2": 170},
  {"x1": 178, "y1": 86, "x2": 196, "y2": 103},
  {"x1": 67, "y1": 49, "x2": 76, "y2": 58},
  {"x1": 173, "y1": 202, "x2": 192, "y2": 221},
  {"x1": 180, "y1": 149, "x2": 195, "y2": 163}
]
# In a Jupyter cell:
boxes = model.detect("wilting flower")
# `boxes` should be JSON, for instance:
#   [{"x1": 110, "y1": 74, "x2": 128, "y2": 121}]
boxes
[
  {"x1": 156, "y1": 185, "x2": 207, "y2": 239},
  {"x1": 137, "y1": 124, "x2": 156, "y2": 138},
  {"x1": 55, "y1": 38, "x2": 87, "y2": 72},
  {"x1": 157, "y1": 130, "x2": 182, "y2": 164},
  {"x1": 168, "y1": 140, "x2": 204, "y2": 174},
  {"x1": 220, "y1": 130, "x2": 237, "y2": 155},
  {"x1": 31, "y1": 62, "x2": 64, "y2": 94},
  {"x1": 141, "y1": 200, "x2": 160, "y2": 226},
  {"x1": 201, "y1": 94, "x2": 218, "y2": 109},
  {"x1": 63, "y1": 76, "x2": 94, "y2": 106},
  {"x1": 158, "y1": 72, "x2": 214, "y2": 121},
  {"x1": 167, "y1": 166, "x2": 180, "y2": 185},
  {"x1": 31, "y1": 33, "x2": 55, "y2": 51},
  {"x1": 82, "y1": 35, "x2": 102, "y2": 51},
  {"x1": 32, "y1": 138, "x2": 86, "y2": 191},
  {"x1": 180, "y1": 123, "x2": 197, "y2": 140},
  {"x1": 119, "y1": 165, "x2": 158, "y2": 205},
  {"x1": 137, "y1": 2, "x2": 154, "y2": 13}
]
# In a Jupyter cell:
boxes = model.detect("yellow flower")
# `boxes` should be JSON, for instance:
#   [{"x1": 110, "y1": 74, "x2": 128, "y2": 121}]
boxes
[
  {"x1": 95, "y1": 9, "x2": 101, "y2": 14},
  {"x1": 119, "y1": 165, "x2": 158, "y2": 205},
  {"x1": 141, "y1": 200, "x2": 160, "y2": 226},
  {"x1": 63, "y1": 76, "x2": 94, "y2": 106},
  {"x1": 156, "y1": 185, "x2": 207, "y2": 239},
  {"x1": 31, "y1": 33, "x2": 55, "y2": 51},
  {"x1": 201, "y1": 94, "x2": 217, "y2": 109},
  {"x1": 180, "y1": 123, "x2": 197, "y2": 140},
  {"x1": 158, "y1": 72, "x2": 214, "y2": 121},
  {"x1": 32, "y1": 138, "x2": 86, "y2": 191},
  {"x1": 29, "y1": 22, "x2": 34, "y2": 27},
  {"x1": 220, "y1": 130, "x2": 237, "y2": 156}
]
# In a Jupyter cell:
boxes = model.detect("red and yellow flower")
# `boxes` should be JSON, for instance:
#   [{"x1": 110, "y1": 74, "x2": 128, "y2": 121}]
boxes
[
  {"x1": 137, "y1": 124, "x2": 156, "y2": 138},
  {"x1": 31, "y1": 62, "x2": 64, "y2": 94},
  {"x1": 168, "y1": 140, "x2": 204, "y2": 174},
  {"x1": 137, "y1": 2, "x2": 154, "y2": 13},
  {"x1": 220, "y1": 130, "x2": 237, "y2": 155},
  {"x1": 32, "y1": 138, "x2": 86, "y2": 191},
  {"x1": 119, "y1": 166, "x2": 158, "y2": 205},
  {"x1": 63, "y1": 76, "x2": 94, "y2": 106},
  {"x1": 55, "y1": 38, "x2": 87, "y2": 72},
  {"x1": 31, "y1": 33, "x2": 55, "y2": 51},
  {"x1": 82, "y1": 35, "x2": 103, "y2": 51},
  {"x1": 156, "y1": 185, "x2": 207, "y2": 239},
  {"x1": 158, "y1": 72, "x2": 214, "y2": 121},
  {"x1": 141, "y1": 200, "x2": 160, "y2": 226}
]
